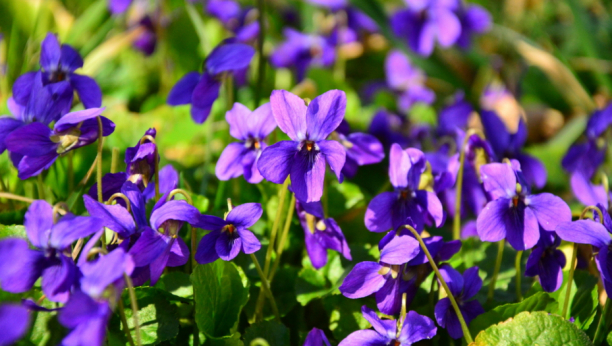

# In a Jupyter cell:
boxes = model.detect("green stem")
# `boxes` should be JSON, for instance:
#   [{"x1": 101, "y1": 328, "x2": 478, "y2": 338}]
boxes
[
  {"x1": 487, "y1": 239, "x2": 505, "y2": 304},
  {"x1": 593, "y1": 298, "x2": 612, "y2": 345},
  {"x1": 37, "y1": 174, "x2": 45, "y2": 200},
  {"x1": 250, "y1": 253, "x2": 281, "y2": 322},
  {"x1": 515, "y1": 250, "x2": 523, "y2": 302},
  {"x1": 269, "y1": 193, "x2": 296, "y2": 280},
  {"x1": 124, "y1": 273, "x2": 142, "y2": 346},
  {"x1": 68, "y1": 151, "x2": 74, "y2": 192},
  {"x1": 404, "y1": 225, "x2": 473, "y2": 344},
  {"x1": 118, "y1": 299, "x2": 136, "y2": 346},
  {"x1": 254, "y1": 0, "x2": 266, "y2": 107},
  {"x1": 111, "y1": 147, "x2": 120, "y2": 174},
  {"x1": 562, "y1": 243, "x2": 577, "y2": 319},
  {"x1": 225, "y1": 74, "x2": 234, "y2": 110},
  {"x1": 0, "y1": 192, "x2": 34, "y2": 204},
  {"x1": 96, "y1": 116, "x2": 106, "y2": 250},
  {"x1": 453, "y1": 130, "x2": 477, "y2": 240}
]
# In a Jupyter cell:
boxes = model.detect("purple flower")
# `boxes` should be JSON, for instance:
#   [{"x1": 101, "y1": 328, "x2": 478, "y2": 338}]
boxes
[
  {"x1": 434, "y1": 265, "x2": 484, "y2": 339},
  {"x1": 480, "y1": 110, "x2": 547, "y2": 188},
  {"x1": 333, "y1": 120, "x2": 384, "y2": 179},
  {"x1": 13, "y1": 33, "x2": 102, "y2": 109},
  {"x1": 133, "y1": 16, "x2": 157, "y2": 56},
  {"x1": 385, "y1": 50, "x2": 435, "y2": 111},
  {"x1": 257, "y1": 90, "x2": 347, "y2": 203},
  {"x1": 525, "y1": 230, "x2": 566, "y2": 292},
  {"x1": 339, "y1": 306, "x2": 436, "y2": 346},
  {"x1": 391, "y1": 0, "x2": 461, "y2": 56},
  {"x1": 216, "y1": 102, "x2": 276, "y2": 183},
  {"x1": 206, "y1": 0, "x2": 260, "y2": 44},
  {"x1": 270, "y1": 29, "x2": 335, "y2": 82},
  {"x1": 167, "y1": 40, "x2": 255, "y2": 123},
  {"x1": 436, "y1": 94, "x2": 473, "y2": 138},
  {"x1": 0, "y1": 200, "x2": 102, "y2": 302},
  {"x1": 368, "y1": 109, "x2": 410, "y2": 149},
  {"x1": 296, "y1": 200, "x2": 351, "y2": 269},
  {"x1": 476, "y1": 161, "x2": 571, "y2": 250},
  {"x1": 5, "y1": 108, "x2": 114, "y2": 179},
  {"x1": 0, "y1": 304, "x2": 30, "y2": 346},
  {"x1": 456, "y1": 3, "x2": 491, "y2": 49},
  {"x1": 569, "y1": 172, "x2": 610, "y2": 208},
  {"x1": 365, "y1": 144, "x2": 444, "y2": 232},
  {"x1": 304, "y1": 328, "x2": 331, "y2": 346},
  {"x1": 109, "y1": 0, "x2": 132, "y2": 14},
  {"x1": 195, "y1": 203, "x2": 262, "y2": 264}
]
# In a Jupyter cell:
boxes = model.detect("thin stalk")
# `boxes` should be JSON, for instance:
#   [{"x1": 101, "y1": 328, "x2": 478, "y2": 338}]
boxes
[
  {"x1": 404, "y1": 225, "x2": 473, "y2": 344},
  {"x1": 254, "y1": 0, "x2": 266, "y2": 107},
  {"x1": 515, "y1": 250, "x2": 523, "y2": 302},
  {"x1": 453, "y1": 129, "x2": 478, "y2": 240},
  {"x1": 154, "y1": 146, "x2": 160, "y2": 200},
  {"x1": 97, "y1": 117, "x2": 106, "y2": 250},
  {"x1": 118, "y1": 299, "x2": 136, "y2": 346},
  {"x1": 487, "y1": 239, "x2": 505, "y2": 304},
  {"x1": 124, "y1": 274, "x2": 142, "y2": 346},
  {"x1": 191, "y1": 225, "x2": 197, "y2": 270},
  {"x1": 68, "y1": 151, "x2": 74, "y2": 192},
  {"x1": 37, "y1": 174, "x2": 45, "y2": 200},
  {"x1": 250, "y1": 253, "x2": 281, "y2": 322},
  {"x1": 593, "y1": 298, "x2": 612, "y2": 345},
  {"x1": 562, "y1": 243, "x2": 578, "y2": 319},
  {"x1": 71, "y1": 239, "x2": 84, "y2": 260},
  {"x1": 225, "y1": 74, "x2": 234, "y2": 110},
  {"x1": 0, "y1": 192, "x2": 34, "y2": 204},
  {"x1": 270, "y1": 193, "x2": 296, "y2": 280},
  {"x1": 77, "y1": 156, "x2": 99, "y2": 189},
  {"x1": 111, "y1": 147, "x2": 120, "y2": 173}
]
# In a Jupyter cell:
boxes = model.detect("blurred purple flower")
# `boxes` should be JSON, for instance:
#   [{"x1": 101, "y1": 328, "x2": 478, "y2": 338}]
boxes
[
  {"x1": 304, "y1": 327, "x2": 331, "y2": 346},
  {"x1": 334, "y1": 120, "x2": 384, "y2": 179},
  {"x1": 108, "y1": 0, "x2": 132, "y2": 14},
  {"x1": 206, "y1": 0, "x2": 260, "y2": 44},
  {"x1": 270, "y1": 29, "x2": 335, "y2": 82},
  {"x1": 133, "y1": 16, "x2": 157, "y2": 56},
  {"x1": 368, "y1": 109, "x2": 410, "y2": 149},
  {"x1": 525, "y1": 230, "x2": 566, "y2": 292},
  {"x1": 385, "y1": 50, "x2": 435, "y2": 112},
  {"x1": 0, "y1": 304, "x2": 30, "y2": 346},
  {"x1": 456, "y1": 3, "x2": 491, "y2": 49}
]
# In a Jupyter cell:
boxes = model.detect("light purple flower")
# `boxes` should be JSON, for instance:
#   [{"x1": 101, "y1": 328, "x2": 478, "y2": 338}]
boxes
[
  {"x1": 385, "y1": 50, "x2": 435, "y2": 111},
  {"x1": 270, "y1": 29, "x2": 335, "y2": 82},
  {"x1": 334, "y1": 120, "x2": 384, "y2": 179}
]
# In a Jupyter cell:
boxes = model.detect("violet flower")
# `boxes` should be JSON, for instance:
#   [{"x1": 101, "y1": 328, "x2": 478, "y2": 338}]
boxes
[
  {"x1": 216, "y1": 102, "x2": 276, "y2": 183},
  {"x1": 0, "y1": 200, "x2": 102, "y2": 302},
  {"x1": 167, "y1": 40, "x2": 255, "y2": 123},
  {"x1": 257, "y1": 89, "x2": 347, "y2": 203},
  {"x1": 5, "y1": 108, "x2": 114, "y2": 179},
  {"x1": 391, "y1": 0, "x2": 461, "y2": 57},
  {"x1": 385, "y1": 50, "x2": 435, "y2": 111},
  {"x1": 333, "y1": 120, "x2": 384, "y2": 179},
  {"x1": 434, "y1": 265, "x2": 484, "y2": 339},
  {"x1": 195, "y1": 202, "x2": 263, "y2": 264},
  {"x1": 296, "y1": 200, "x2": 352, "y2": 269},
  {"x1": 13, "y1": 33, "x2": 102, "y2": 109},
  {"x1": 456, "y1": 3, "x2": 491, "y2": 49},
  {"x1": 304, "y1": 327, "x2": 331, "y2": 346},
  {"x1": 368, "y1": 109, "x2": 410, "y2": 149},
  {"x1": 365, "y1": 144, "x2": 444, "y2": 232},
  {"x1": 206, "y1": 0, "x2": 260, "y2": 44},
  {"x1": 133, "y1": 16, "x2": 157, "y2": 56},
  {"x1": 339, "y1": 306, "x2": 436, "y2": 346},
  {"x1": 525, "y1": 230, "x2": 566, "y2": 293},
  {"x1": 0, "y1": 304, "x2": 30, "y2": 346},
  {"x1": 109, "y1": 0, "x2": 132, "y2": 14},
  {"x1": 476, "y1": 161, "x2": 571, "y2": 250},
  {"x1": 270, "y1": 29, "x2": 335, "y2": 82}
]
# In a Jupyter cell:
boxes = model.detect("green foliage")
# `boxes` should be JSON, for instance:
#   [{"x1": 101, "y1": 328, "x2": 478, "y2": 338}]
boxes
[
  {"x1": 243, "y1": 321, "x2": 290, "y2": 346},
  {"x1": 0, "y1": 224, "x2": 26, "y2": 239},
  {"x1": 121, "y1": 287, "x2": 180, "y2": 345}
]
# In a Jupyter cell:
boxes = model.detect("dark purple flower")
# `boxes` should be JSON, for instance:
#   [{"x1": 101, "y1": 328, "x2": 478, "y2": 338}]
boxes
[
  {"x1": 333, "y1": 120, "x2": 384, "y2": 179},
  {"x1": 5, "y1": 108, "x2": 114, "y2": 179},
  {"x1": 385, "y1": 50, "x2": 435, "y2": 111},
  {"x1": 195, "y1": 203, "x2": 262, "y2": 264},
  {"x1": 365, "y1": 144, "x2": 444, "y2": 232},
  {"x1": 14, "y1": 33, "x2": 102, "y2": 109},
  {"x1": 296, "y1": 200, "x2": 351, "y2": 269},
  {"x1": 257, "y1": 90, "x2": 347, "y2": 203},
  {"x1": 167, "y1": 40, "x2": 255, "y2": 123},
  {"x1": 216, "y1": 102, "x2": 276, "y2": 183},
  {"x1": 391, "y1": 0, "x2": 461, "y2": 57},
  {"x1": 339, "y1": 306, "x2": 436, "y2": 346},
  {"x1": 133, "y1": 16, "x2": 157, "y2": 56},
  {"x1": 434, "y1": 265, "x2": 484, "y2": 339},
  {"x1": 480, "y1": 110, "x2": 547, "y2": 188},
  {"x1": 476, "y1": 161, "x2": 571, "y2": 250},
  {"x1": 270, "y1": 29, "x2": 335, "y2": 82},
  {"x1": 456, "y1": 3, "x2": 491, "y2": 49},
  {"x1": 368, "y1": 109, "x2": 410, "y2": 149},
  {"x1": 525, "y1": 230, "x2": 566, "y2": 292},
  {"x1": 206, "y1": 0, "x2": 260, "y2": 44},
  {"x1": 304, "y1": 327, "x2": 331, "y2": 346},
  {"x1": 436, "y1": 94, "x2": 473, "y2": 138},
  {"x1": 0, "y1": 200, "x2": 102, "y2": 302},
  {"x1": 0, "y1": 303, "x2": 30, "y2": 346}
]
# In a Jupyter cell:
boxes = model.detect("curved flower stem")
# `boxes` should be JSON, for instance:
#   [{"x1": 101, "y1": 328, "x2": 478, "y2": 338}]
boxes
[
  {"x1": 515, "y1": 251, "x2": 523, "y2": 302},
  {"x1": 254, "y1": 0, "x2": 266, "y2": 108},
  {"x1": 452, "y1": 129, "x2": 478, "y2": 240},
  {"x1": 593, "y1": 298, "x2": 612, "y2": 345},
  {"x1": 404, "y1": 225, "x2": 474, "y2": 344},
  {"x1": 96, "y1": 117, "x2": 106, "y2": 249},
  {"x1": 107, "y1": 193, "x2": 132, "y2": 213},
  {"x1": 487, "y1": 239, "x2": 505, "y2": 304},
  {"x1": 124, "y1": 273, "x2": 142, "y2": 346},
  {"x1": 250, "y1": 253, "x2": 281, "y2": 322},
  {"x1": 118, "y1": 299, "x2": 136, "y2": 346},
  {"x1": 0, "y1": 192, "x2": 34, "y2": 204}
]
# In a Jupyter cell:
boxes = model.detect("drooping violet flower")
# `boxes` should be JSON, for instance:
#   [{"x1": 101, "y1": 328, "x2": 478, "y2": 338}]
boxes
[
  {"x1": 339, "y1": 306, "x2": 436, "y2": 346},
  {"x1": 332, "y1": 120, "x2": 384, "y2": 179},
  {"x1": 195, "y1": 203, "x2": 262, "y2": 264},
  {"x1": 385, "y1": 50, "x2": 435, "y2": 112},
  {"x1": 0, "y1": 303, "x2": 30, "y2": 346},
  {"x1": 455, "y1": 3, "x2": 491, "y2": 49},
  {"x1": 365, "y1": 144, "x2": 444, "y2": 232},
  {"x1": 476, "y1": 161, "x2": 571, "y2": 250},
  {"x1": 5, "y1": 108, "x2": 114, "y2": 179},
  {"x1": 296, "y1": 200, "x2": 351, "y2": 269},
  {"x1": 480, "y1": 110, "x2": 547, "y2": 188},
  {"x1": 434, "y1": 265, "x2": 484, "y2": 339},
  {"x1": 206, "y1": 0, "x2": 260, "y2": 44},
  {"x1": 167, "y1": 40, "x2": 255, "y2": 123},
  {"x1": 304, "y1": 327, "x2": 331, "y2": 346},
  {"x1": 257, "y1": 90, "x2": 347, "y2": 203},
  {"x1": 13, "y1": 33, "x2": 102, "y2": 109},
  {"x1": 216, "y1": 102, "x2": 276, "y2": 183},
  {"x1": 525, "y1": 230, "x2": 566, "y2": 293},
  {"x1": 270, "y1": 29, "x2": 335, "y2": 82},
  {"x1": 368, "y1": 109, "x2": 410, "y2": 149},
  {"x1": 391, "y1": 0, "x2": 461, "y2": 57},
  {"x1": 0, "y1": 200, "x2": 102, "y2": 302}
]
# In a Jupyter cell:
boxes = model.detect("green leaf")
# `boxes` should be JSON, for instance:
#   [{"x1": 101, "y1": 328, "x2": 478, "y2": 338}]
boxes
[
  {"x1": 205, "y1": 333, "x2": 244, "y2": 346},
  {"x1": 295, "y1": 267, "x2": 331, "y2": 306},
  {"x1": 471, "y1": 311, "x2": 593, "y2": 346},
  {"x1": 243, "y1": 321, "x2": 290, "y2": 346},
  {"x1": 570, "y1": 271, "x2": 599, "y2": 330},
  {"x1": 469, "y1": 292, "x2": 558, "y2": 335},
  {"x1": 122, "y1": 287, "x2": 179, "y2": 345},
  {"x1": 191, "y1": 261, "x2": 250, "y2": 339},
  {"x1": 159, "y1": 272, "x2": 193, "y2": 299},
  {"x1": 0, "y1": 224, "x2": 26, "y2": 239}
]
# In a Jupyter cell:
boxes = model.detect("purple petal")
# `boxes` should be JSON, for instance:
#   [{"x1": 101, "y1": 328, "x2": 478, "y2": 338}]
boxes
[
  {"x1": 80, "y1": 248, "x2": 134, "y2": 297},
  {"x1": 319, "y1": 139, "x2": 346, "y2": 182},
  {"x1": 570, "y1": 172, "x2": 609, "y2": 207},
  {"x1": 249, "y1": 102, "x2": 276, "y2": 138},
  {"x1": 0, "y1": 117, "x2": 25, "y2": 153},
  {"x1": 150, "y1": 200, "x2": 201, "y2": 230},
  {"x1": 237, "y1": 229, "x2": 261, "y2": 254},
  {"x1": 0, "y1": 304, "x2": 30, "y2": 346},
  {"x1": 527, "y1": 193, "x2": 571, "y2": 232},
  {"x1": 476, "y1": 198, "x2": 511, "y2": 243},
  {"x1": 195, "y1": 230, "x2": 222, "y2": 264},
  {"x1": 345, "y1": 133, "x2": 384, "y2": 165},
  {"x1": 0, "y1": 239, "x2": 44, "y2": 293},
  {"x1": 227, "y1": 203, "x2": 262, "y2": 228},
  {"x1": 215, "y1": 231, "x2": 242, "y2": 261},
  {"x1": 226, "y1": 102, "x2": 254, "y2": 140},
  {"x1": 537, "y1": 250, "x2": 565, "y2": 292},
  {"x1": 60, "y1": 45, "x2": 83, "y2": 72},
  {"x1": 432, "y1": 8, "x2": 461, "y2": 47},
  {"x1": 416, "y1": 190, "x2": 444, "y2": 227},
  {"x1": 24, "y1": 199, "x2": 53, "y2": 248},
  {"x1": 40, "y1": 33, "x2": 61, "y2": 71},
  {"x1": 438, "y1": 264, "x2": 463, "y2": 297},
  {"x1": 462, "y1": 266, "x2": 482, "y2": 299},
  {"x1": 128, "y1": 228, "x2": 169, "y2": 267},
  {"x1": 149, "y1": 239, "x2": 174, "y2": 285},
  {"x1": 191, "y1": 73, "x2": 221, "y2": 124},
  {"x1": 480, "y1": 162, "x2": 517, "y2": 199},
  {"x1": 290, "y1": 150, "x2": 326, "y2": 203},
  {"x1": 5, "y1": 122, "x2": 54, "y2": 156},
  {"x1": 365, "y1": 191, "x2": 397, "y2": 232},
  {"x1": 53, "y1": 107, "x2": 105, "y2": 132},
  {"x1": 83, "y1": 195, "x2": 136, "y2": 238},
  {"x1": 70, "y1": 74, "x2": 102, "y2": 108},
  {"x1": 109, "y1": 0, "x2": 132, "y2": 13},
  {"x1": 270, "y1": 90, "x2": 308, "y2": 140},
  {"x1": 504, "y1": 205, "x2": 539, "y2": 251},
  {"x1": 434, "y1": 298, "x2": 462, "y2": 339},
  {"x1": 400, "y1": 310, "x2": 437, "y2": 344},
  {"x1": 216, "y1": 142, "x2": 247, "y2": 180},
  {"x1": 388, "y1": 144, "x2": 411, "y2": 189},
  {"x1": 305, "y1": 230, "x2": 328, "y2": 269},
  {"x1": 15, "y1": 152, "x2": 58, "y2": 180},
  {"x1": 206, "y1": 43, "x2": 255, "y2": 75},
  {"x1": 338, "y1": 330, "x2": 390, "y2": 346},
  {"x1": 339, "y1": 261, "x2": 386, "y2": 298},
  {"x1": 167, "y1": 237, "x2": 190, "y2": 267},
  {"x1": 375, "y1": 277, "x2": 403, "y2": 315},
  {"x1": 361, "y1": 305, "x2": 396, "y2": 339},
  {"x1": 121, "y1": 181, "x2": 148, "y2": 228},
  {"x1": 479, "y1": 110, "x2": 510, "y2": 158},
  {"x1": 12, "y1": 72, "x2": 37, "y2": 106},
  {"x1": 379, "y1": 232, "x2": 420, "y2": 265},
  {"x1": 555, "y1": 220, "x2": 610, "y2": 248},
  {"x1": 167, "y1": 72, "x2": 201, "y2": 105},
  {"x1": 258, "y1": 140, "x2": 298, "y2": 184},
  {"x1": 516, "y1": 153, "x2": 547, "y2": 189},
  {"x1": 49, "y1": 214, "x2": 103, "y2": 250},
  {"x1": 41, "y1": 255, "x2": 76, "y2": 303},
  {"x1": 304, "y1": 328, "x2": 331, "y2": 346},
  {"x1": 305, "y1": 90, "x2": 346, "y2": 141},
  {"x1": 88, "y1": 172, "x2": 127, "y2": 203},
  {"x1": 195, "y1": 214, "x2": 228, "y2": 232},
  {"x1": 463, "y1": 5, "x2": 492, "y2": 33}
]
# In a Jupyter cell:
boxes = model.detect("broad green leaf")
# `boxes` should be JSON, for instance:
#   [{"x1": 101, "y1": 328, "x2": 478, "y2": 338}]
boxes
[
  {"x1": 159, "y1": 272, "x2": 193, "y2": 299},
  {"x1": 243, "y1": 321, "x2": 290, "y2": 346},
  {"x1": 570, "y1": 271, "x2": 599, "y2": 330},
  {"x1": 191, "y1": 261, "x2": 250, "y2": 339},
  {"x1": 122, "y1": 287, "x2": 179, "y2": 345},
  {"x1": 470, "y1": 311, "x2": 593, "y2": 346},
  {"x1": 469, "y1": 292, "x2": 558, "y2": 335},
  {"x1": 0, "y1": 224, "x2": 26, "y2": 239},
  {"x1": 324, "y1": 295, "x2": 370, "y2": 341},
  {"x1": 205, "y1": 333, "x2": 244, "y2": 346},
  {"x1": 295, "y1": 267, "x2": 331, "y2": 306}
]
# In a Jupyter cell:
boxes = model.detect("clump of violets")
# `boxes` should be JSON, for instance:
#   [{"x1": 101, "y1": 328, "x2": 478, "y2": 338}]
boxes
[
  {"x1": 258, "y1": 89, "x2": 346, "y2": 203},
  {"x1": 332, "y1": 120, "x2": 384, "y2": 179},
  {"x1": 365, "y1": 144, "x2": 444, "y2": 232},
  {"x1": 216, "y1": 102, "x2": 276, "y2": 183},
  {"x1": 167, "y1": 40, "x2": 255, "y2": 123},
  {"x1": 476, "y1": 160, "x2": 571, "y2": 250},
  {"x1": 270, "y1": 29, "x2": 335, "y2": 82},
  {"x1": 339, "y1": 306, "x2": 436, "y2": 346},
  {"x1": 385, "y1": 49, "x2": 435, "y2": 112}
]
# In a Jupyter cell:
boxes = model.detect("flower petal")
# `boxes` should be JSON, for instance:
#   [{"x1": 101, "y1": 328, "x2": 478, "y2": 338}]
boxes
[
  {"x1": 70, "y1": 74, "x2": 102, "y2": 108},
  {"x1": 400, "y1": 310, "x2": 437, "y2": 344},
  {"x1": 167, "y1": 237, "x2": 190, "y2": 267},
  {"x1": 150, "y1": 200, "x2": 201, "y2": 230},
  {"x1": 227, "y1": 203, "x2": 263, "y2": 228},
  {"x1": 438, "y1": 264, "x2": 463, "y2": 297},
  {"x1": 215, "y1": 142, "x2": 247, "y2": 181},
  {"x1": 555, "y1": 220, "x2": 610, "y2": 249},
  {"x1": 361, "y1": 305, "x2": 396, "y2": 339},
  {"x1": 40, "y1": 33, "x2": 61, "y2": 71},
  {"x1": 505, "y1": 204, "x2": 540, "y2": 251},
  {"x1": 0, "y1": 239, "x2": 44, "y2": 293},
  {"x1": 365, "y1": 192, "x2": 397, "y2": 233},
  {"x1": 191, "y1": 73, "x2": 221, "y2": 124},
  {"x1": 167, "y1": 72, "x2": 201, "y2": 105},
  {"x1": 480, "y1": 162, "x2": 517, "y2": 199},
  {"x1": 480, "y1": 110, "x2": 510, "y2": 159},
  {"x1": 5, "y1": 122, "x2": 55, "y2": 156},
  {"x1": 319, "y1": 139, "x2": 346, "y2": 182},
  {"x1": 60, "y1": 45, "x2": 83, "y2": 72},
  {"x1": 476, "y1": 198, "x2": 510, "y2": 243},
  {"x1": 379, "y1": 232, "x2": 420, "y2": 265},
  {"x1": 257, "y1": 140, "x2": 298, "y2": 184},
  {"x1": 339, "y1": 261, "x2": 386, "y2": 298},
  {"x1": 237, "y1": 229, "x2": 261, "y2": 254},
  {"x1": 338, "y1": 330, "x2": 390, "y2": 346},
  {"x1": 195, "y1": 230, "x2": 222, "y2": 264},
  {"x1": 128, "y1": 228, "x2": 169, "y2": 267},
  {"x1": 290, "y1": 150, "x2": 326, "y2": 203},
  {"x1": 0, "y1": 304, "x2": 30, "y2": 346},
  {"x1": 516, "y1": 153, "x2": 547, "y2": 189},
  {"x1": 270, "y1": 90, "x2": 307, "y2": 140},
  {"x1": 215, "y1": 231, "x2": 242, "y2": 261},
  {"x1": 462, "y1": 266, "x2": 482, "y2": 299},
  {"x1": 306, "y1": 90, "x2": 346, "y2": 141},
  {"x1": 205, "y1": 43, "x2": 255, "y2": 75},
  {"x1": 527, "y1": 193, "x2": 572, "y2": 232},
  {"x1": 24, "y1": 199, "x2": 53, "y2": 248},
  {"x1": 42, "y1": 255, "x2": 76, "y2": 303}
]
